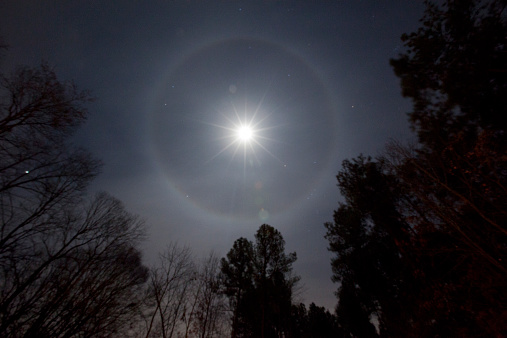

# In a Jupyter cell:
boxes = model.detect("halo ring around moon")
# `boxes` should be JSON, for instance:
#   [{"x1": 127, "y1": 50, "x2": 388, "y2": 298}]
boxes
[{"x1": 147, "y1": 37, "x2": 339, "y2": 222}]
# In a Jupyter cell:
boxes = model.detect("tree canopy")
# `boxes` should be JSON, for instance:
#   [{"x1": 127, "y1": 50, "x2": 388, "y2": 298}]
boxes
[
  {"x1": 326, "y1": 0, "x2": 507, "y2": 336},
  {"x1": 221, "y1": 224, "x2": 299, "y2": 338}
]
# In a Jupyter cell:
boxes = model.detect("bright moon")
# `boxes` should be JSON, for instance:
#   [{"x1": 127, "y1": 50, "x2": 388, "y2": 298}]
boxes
[
  {"x1": 237, "y1": 125, "x2": 253, "y2": 142},
  {"x1": 206, "y1": 99, "x2": 282, "y2": 167}
]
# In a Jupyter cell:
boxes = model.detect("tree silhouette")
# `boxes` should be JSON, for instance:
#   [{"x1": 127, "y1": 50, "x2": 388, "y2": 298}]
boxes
[
  {"x1": 325, "y1": 156, "x2": 416, "y2": 337},
  {"x1": 188, "y1": 253, "x2": 228, "y2": 338},
  {"x1": 220, "y1": 237, "x2": 255, "y2": 337},
  {"x1": 390, "y1": 0, "x2": 507, "y2": 146},
  {"x1": 389, "y1": 0, "x2": 507, "y2": 334},
  {"x1": 143, "y1": 243, "x2": 195, "y2": 338},
  {"x1": 327, "y1": 0, "x2": 506, "y2": 335},
  {"x1": 221, "y1": 224, "x2": 299, "y2": 338},
  {"x1": 0, "y1": 63, "x2": 148, "y2": 336}
]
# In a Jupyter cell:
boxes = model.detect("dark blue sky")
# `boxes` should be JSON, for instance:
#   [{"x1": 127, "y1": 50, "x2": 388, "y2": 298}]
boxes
[{"x1": 0, "y1": 1, "x2": 424, "y2": 310}]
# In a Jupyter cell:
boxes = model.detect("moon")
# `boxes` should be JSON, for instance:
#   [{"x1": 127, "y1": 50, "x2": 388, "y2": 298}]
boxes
[{"x1": 237, "y1": 125, "x2": 254, "y2": 142}]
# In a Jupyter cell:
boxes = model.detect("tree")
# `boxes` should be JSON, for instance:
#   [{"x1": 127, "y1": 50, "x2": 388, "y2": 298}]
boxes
[
  {"x1": 253, "y1": 224, "x2": 299, "y2": 338},
  {"x1": 13, "y1": 193, "x2": 147, "y2": 337},
  {"x1": 335, "y1": 279, "x2": 378, "y2": 338},
  {"x1": 306, "y1": 302, "x2": 342, "y2": 338},
  {"x1": 288, "y1": 302, "x2": 343, "y2": 338},
  {"x1": 143, "y1": 243, "x2": 195, "y2": 338},
  {"x1": 0, "y1": 63, "x2": 148, "y2": 336},
  {"x1": 140, "y1": 246, "x2": 228, "y2": 338},
  {"x1": 221, "y1": 224, "x2": 299, "y2": 338},
  {"x1": 390, "y1": 0, "x2": 507, "y2": 147},
  {"x1": 187, "y1": 253, "x2": 228, "y2": 338},
  {"x1": 0, "y1": 64, "x2": 100, "y2": 262},
  {"x1": 388, "y1": 0, "x2": 507, "y2": 334},
  {"x1": 325, "y1": 156, "x2": 416, "y2": 337},
  {"x1": 220, "y1": 237, "x2": 255, "y2": 337},
  {"x1": 326, "y1": 1, "x2": 507, "y2": 336}
]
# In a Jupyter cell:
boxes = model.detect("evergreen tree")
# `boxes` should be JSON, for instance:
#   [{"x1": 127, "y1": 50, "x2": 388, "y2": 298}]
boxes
[
  {"x1": 325, "y1": 156, "x2": 415, "y2": 337},
  {"x1": 221, "y1": 224, "x2": 299, "y2": 338},
  {"x1": 326, "y1": 1, "x2": 507, "y2": 336},
  {"x1": 389, "y1": 0, "x2": 507, "y2": 334}
]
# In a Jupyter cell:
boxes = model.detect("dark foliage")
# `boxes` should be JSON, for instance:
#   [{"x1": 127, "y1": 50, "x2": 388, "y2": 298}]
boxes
[
  {"x1": 221, "y1": 224, "x2": 300, "y2": 338},
  {"x1": 327, "y1": 0, "x2": 507, "y2": 336},
  {"x1": 288, "y1": 302, "x2": 343, "y2": 338},
  {"x1": 390, "y1": 0, "x2": 507, "y2": 148},
  {"x1": 325, "y1": 157, "x2": 416, "y2": 337}
]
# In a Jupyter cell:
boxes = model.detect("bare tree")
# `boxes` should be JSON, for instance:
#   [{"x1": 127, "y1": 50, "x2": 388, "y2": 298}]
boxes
[
  {"x1": 143, "y1": 243, "x2": 196, "y2": 338},
  {"x1": 186, "y1": 252, "x2": 229, "y2": 338},
  {"x1": 141, "y1": 246, "x2": 230, "y2": 338},
  {"x1": 0, "y1": 64, "x2": 148, "y2": 336},
  {"x1": 7, "y1": 193, "x2": 147, "y2": 337},
  {"x1": 0, "y1": 64, "x2": 100, "y2": 262}
]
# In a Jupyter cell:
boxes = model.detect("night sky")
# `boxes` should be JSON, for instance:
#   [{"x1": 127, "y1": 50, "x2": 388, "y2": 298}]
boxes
[{"x1": 0, "y1": 1, "x2": 425, "y2": 310}]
